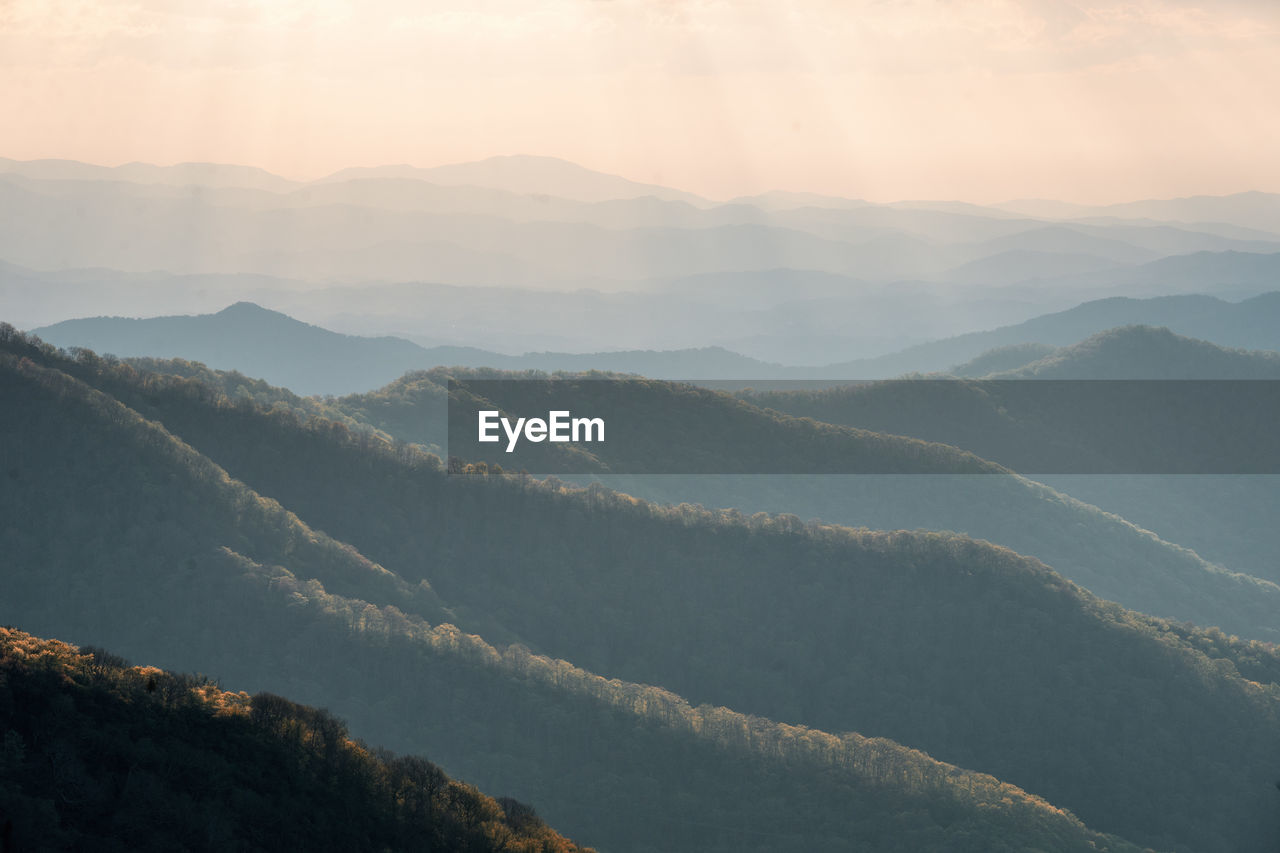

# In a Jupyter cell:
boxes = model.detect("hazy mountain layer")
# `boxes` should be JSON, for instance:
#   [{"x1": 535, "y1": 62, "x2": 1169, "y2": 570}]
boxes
[
  {"x1": 30, "y1": 302, "x2": 802, "y2": 395},
  {"x1": 29, "y1": 290, "x2": 1280, "y2": 402},
  {"x1": 33, "y1": 302, "x2": 434, "y2": 396},
  {"x1": 827, "y1": 290, "x2": 1280, "y2": 376},
  {"x1": 985, "y1": 324, "x2": 1280, "y2": 378},
  {"x1": 3, "y1": 155, "x2": 1279, "y2": 371},
  {"x1": 996, "y1": 191, "x2": 1280, "y2": 236}
]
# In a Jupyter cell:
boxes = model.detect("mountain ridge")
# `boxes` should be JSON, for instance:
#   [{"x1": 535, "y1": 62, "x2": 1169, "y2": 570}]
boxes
[
  {"x1": 30, "y1": 303, "x2": 795, "y2": 393},
  {"x1": 5, "y1": 327, "x2": 1277, "y2": 853},
  {"x1": 988, "y1": 324, "x2": 1280, "y2": 378},
  {"x1": 313, "y1": 154, "x2": 713, "y2": 206},
  {"x1": 824, "y1": 288, "x2": 1280, "y2": 376},
  {"x1": 0, "y1": 626, "x2": 591, "y2": 852},
  {"x1": 0, "y1": 333, "x2": 1165, "y2": 852}
]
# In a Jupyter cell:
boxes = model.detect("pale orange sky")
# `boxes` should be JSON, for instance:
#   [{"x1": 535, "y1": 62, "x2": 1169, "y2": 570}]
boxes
[{"x1": 2, "y1": 0, "x2": 1278, "y2": 203}]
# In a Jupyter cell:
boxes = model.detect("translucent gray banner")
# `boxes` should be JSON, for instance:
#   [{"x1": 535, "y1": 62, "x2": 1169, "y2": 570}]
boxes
[{"x1": 446, "y1": 378, "x2": 1280, "y2": 474}]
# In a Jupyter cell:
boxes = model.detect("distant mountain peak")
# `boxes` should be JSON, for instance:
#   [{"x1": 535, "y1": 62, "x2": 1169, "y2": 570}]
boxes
[
  {"x1": 0, "y1": 157, "x2": 300, "y2": 192},
  {"x1": 30, "y1": 304, "x2": 430, "y2": 395},
  {"x1": 987, "y1": 323, "x2": 1280, "y2": 379},
  {"x1": 316, "y1": 155, "x2": 711, "y2": 206},
  {"x1": 471, "y1": 153, "x2": 583, "y2": 166},
  {"x1": 208, "y1": 301, "x2": 318, "y2": 330},
  {"x1": 216, "y1": 300, "x2": 289, "y2": 318}
]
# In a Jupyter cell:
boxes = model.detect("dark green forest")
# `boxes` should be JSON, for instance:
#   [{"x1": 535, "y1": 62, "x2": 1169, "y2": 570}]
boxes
[
  {"x1": 3, "y1": 552, "x2": 1147, "y2": 853},
  {"x1": 0, "y1": 346, "x2": 1149, "y2": 851},
  {"x1": 3, "y1": 326, "x2": 1280, "y2": 851},
  {"x1": 0, "y1": 626, "x2": 590, "y2": 852}
]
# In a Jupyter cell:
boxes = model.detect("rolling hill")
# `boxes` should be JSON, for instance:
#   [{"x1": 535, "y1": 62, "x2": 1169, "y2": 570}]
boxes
[
  {"x1": 6, "y1": 328, "x2": 1280, "y2": 850},
  {"x1": 31, "y1": 302, "x2": 432, "y2": 396},
  {"x1": 951, "y1": 328, "x2": 1280, "y2": 588},
  {"x1": 997, "y1": 191, "x2": 1280, "y2": 236},
  {"x1": 32, "y1": 290, "x2": 1280, "y2": 400},
  {"x1": 329, "y1": 364, "x2": 1280, "y2": 638},
  {"x1": 0, "y1": 330, "x2": 1162, "y2": 852},
  {"x1": 22, "y1": 316, "x2": 1277, "y2": 638},
  {"x1": 748, "y1": 328, "x2": 1280, "y2": 474},
  {"x1": 29, "y1": 302, "x2": 793, "y2": 394},
  {"x1": 824, "y1": 290, "x2": 1280, "y2": 376},
  {"x1": 0, "y1": 627, "x2": 589, "y2": 852},
  {"x1": 950, "y1": 342, "x2": 1060, "y2": 376},
  {"x1": 747, "y1": 326, "x2": 1280, "y2": 586},
  {"x1": 315, "y1": 155, "x2": 712, "y2": 206},
  {"x1": 988, "y1": 325, "x2": 1280, "y2": 379},
  {"x1": 0, "y1": 157, "x2": 302, "y2": 192}
]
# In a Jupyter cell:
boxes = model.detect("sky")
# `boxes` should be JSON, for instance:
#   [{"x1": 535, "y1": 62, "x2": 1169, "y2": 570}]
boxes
[{"x1": 2, "y1": 0, "x2": 1278, "y2": 203}]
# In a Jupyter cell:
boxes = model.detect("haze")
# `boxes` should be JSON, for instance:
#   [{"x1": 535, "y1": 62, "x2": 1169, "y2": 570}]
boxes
[{"x1": 3, "y1": 0, "x2": 1279, "y2": 204}]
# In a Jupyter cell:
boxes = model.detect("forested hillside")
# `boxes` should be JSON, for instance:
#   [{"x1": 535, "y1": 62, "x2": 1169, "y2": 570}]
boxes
[
  {"x1": 1029, "y1": 473, "x2": 1280, "y2": 587},
  {"x1": 745, "y1": 345, "x2": 1280, "y2": 475},
  {"x1": 10, "y1": 7, "x2": 1280, "y2": 853},
  {"x1": 0, "y1": 565, "x2": 1143, "y2": 853},
  {"x1": 0, "y1": 351, "x2": 449, "y2": 627},
  {"x1": 0, "y1": 627, "x2": 589, "y2": 852},
  {"x1": 745, "y1": 326, "x2": 1280, "y2": 584},
  {"x1": 4, "y1": 327, "x2": 1280, "y2": 852},
  {"x1": 445, "y1": 372, "x2": 1003, "y2": 474},
  {"x1": 950, "y1": 342, "x2": 1060, "y2": 376},
  {"x1": 330, "y1": 363, "x2": 1280, "y2": 641},
  {"x1": 823, "y1": 291, "x2": 1280, "y2": 376},
  {"x1": 986, "y1": 325, "x2": 1280, "y2": 378},
  {"x1": 0, "y1": 339, "x2": 1152, "y2": 852}
]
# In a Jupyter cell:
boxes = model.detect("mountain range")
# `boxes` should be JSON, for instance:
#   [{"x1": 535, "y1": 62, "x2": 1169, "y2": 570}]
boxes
[
  {"x1": 4, "y1": 154, "x2": 1280, "y2": 366},
  {"x1": 7, "y1": 154, "x2": 1280, "y2": 852},
  {"x1": 2, "y1": 326, "x2": 1189, "y2": 852},
  {"x1": 28, "y1": 291, "x2": 1280, "y2": 396},
  {"x1": 7, "y1": 325, "x2": 1280, "y2": 850},
  {"x1": 31, "y1": 302, "x2": 791, "y2": 395},
  {"x1": 830, "y1": 290, "x2": 1280, "y2": 377},
  {"x1": 6, "y1": 318, "x2": 1280, "y2": 850},
  {"x1": 996, "y1": 191, "x2": 1280, "y2": 236}
]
